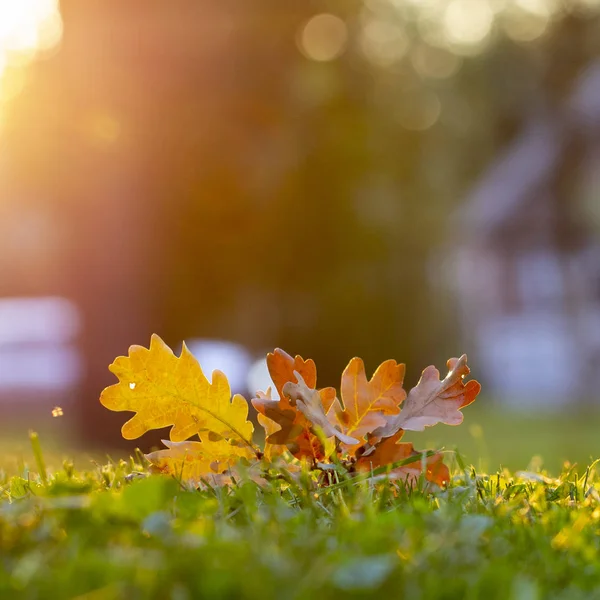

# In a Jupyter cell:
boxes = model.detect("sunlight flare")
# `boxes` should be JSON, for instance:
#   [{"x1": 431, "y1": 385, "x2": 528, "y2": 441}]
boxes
[{"x1": 0, "y1": 0, "x2": 62, "y2": 111}]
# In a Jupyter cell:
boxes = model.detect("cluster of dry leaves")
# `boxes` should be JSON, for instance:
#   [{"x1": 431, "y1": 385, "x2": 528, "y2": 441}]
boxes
[{"x1": 100, "y1": 335, "x2": 480, "y2": 488}]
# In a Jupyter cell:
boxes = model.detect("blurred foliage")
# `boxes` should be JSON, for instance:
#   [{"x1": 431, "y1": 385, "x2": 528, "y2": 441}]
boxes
[
  {"x1": 3, "y1": 445, "x2": 600, "y2": 597},
  {"x1": 1, "y1": 1, "x2": 599, "y2": 444},
  {"x1": 155, "y1": 1, "x2": 599, "y2": 386}
]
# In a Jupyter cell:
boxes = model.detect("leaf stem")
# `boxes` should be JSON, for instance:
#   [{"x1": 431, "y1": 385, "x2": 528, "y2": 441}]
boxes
[{"x1": 316, "y1": 449, "x2": 441, "y2": 496}]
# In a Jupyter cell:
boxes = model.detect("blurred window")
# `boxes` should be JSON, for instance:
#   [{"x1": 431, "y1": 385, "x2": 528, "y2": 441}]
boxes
[{"x1": 0, "y1": 296, "x2": 82, "y2": 391}]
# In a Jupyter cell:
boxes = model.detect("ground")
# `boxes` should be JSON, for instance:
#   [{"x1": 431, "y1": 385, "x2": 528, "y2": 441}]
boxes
[{"x1": 1, "y1": 404, "x2": 600, "y2": 598}]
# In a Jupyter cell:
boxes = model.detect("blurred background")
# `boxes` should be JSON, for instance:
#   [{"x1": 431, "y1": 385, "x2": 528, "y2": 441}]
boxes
[{"x1": 0, "y1": 0, "x2": 599, "y2": 472}]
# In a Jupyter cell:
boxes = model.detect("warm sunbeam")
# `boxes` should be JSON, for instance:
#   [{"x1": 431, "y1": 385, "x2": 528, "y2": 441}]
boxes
[{"x1": 0, "y1": 0, "x2": 62, "y2": 114}]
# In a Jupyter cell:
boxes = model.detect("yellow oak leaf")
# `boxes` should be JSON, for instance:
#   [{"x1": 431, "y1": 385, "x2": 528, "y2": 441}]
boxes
[
  {"x1": 364, "y1": 354, "x2": 480, "y2": 452},
  {"x1": 100, "y1": 334, "x2": 255, "y2": 450},
  {"x1": 335, "y1": 357, "x2": 404, "y2": 447},
  {"x1": 146, "y1": 436, "x2": 254, "y2": 480}
]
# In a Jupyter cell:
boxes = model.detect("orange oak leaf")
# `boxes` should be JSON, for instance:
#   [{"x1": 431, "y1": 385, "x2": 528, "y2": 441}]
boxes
[
  {"x1": 364, "y1": 354, "x2": 480, "y2": 451},
  {"x1": 355, "y1": 431, "x2": 449, "y2": 487},
  {"x1": 100, "y1": 335, "x2": 255, "y2": 452},
  {"x1": 267, "y1": 349, "x2": 317, "y2": 410},
  {"x1": 335, "y1": 358, "x2": 404, "y2": 447},
  {"x1": 282, "y1": 373, "x2": 359, "y2": 446},
  {"x1": 252, "y1": 350, "x2": 339, "y2": 461}
]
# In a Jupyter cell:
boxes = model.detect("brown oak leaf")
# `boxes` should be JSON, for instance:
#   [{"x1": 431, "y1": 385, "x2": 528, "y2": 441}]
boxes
[
  {"x1": 364, "y1": 354, "x2": 480, "y2": 453},
  {"x1": 282, "y1": 373, "x2": 359, "y2": 446},
  {"x1": 355, "y1": 431, "x2": 449, "y2": 487}
]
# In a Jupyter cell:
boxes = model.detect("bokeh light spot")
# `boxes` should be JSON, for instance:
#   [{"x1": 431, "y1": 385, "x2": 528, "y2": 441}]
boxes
[
  {"x1": 359, "y1": 18, "x2": 410, "y2": 66},
  {"x1": 502, "y1": 0, "x2": 552, "y2": 42},
  {"x1": 443, "y1": 0, "x2": 494, "y2": 50},
  {"x1": 298, "y1": 14, "x2": 348, "y2": 62}
]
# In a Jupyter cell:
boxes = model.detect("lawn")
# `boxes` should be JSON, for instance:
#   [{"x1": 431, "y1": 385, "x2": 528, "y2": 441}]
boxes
[
  {"x1": 404, "y1": 401, "x2": 600, "y2": 474},
  {"x1": 1, "y1": 431, "x2": 600, "y2": 599},
  {"x1": 2, "y1": 400, "x2": 600, "y2": 599}
]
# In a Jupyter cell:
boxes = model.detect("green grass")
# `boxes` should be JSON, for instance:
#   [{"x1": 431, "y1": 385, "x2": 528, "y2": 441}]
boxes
[
  {"x1": 1, "y1": 404, "x2": 600, "y2": 599},
  {"x1": 2, "y1": 435, "x2": 600, "y2": 599},
  {"x1": 404, "y1": 402, "x2": 600, "y2": 473}
]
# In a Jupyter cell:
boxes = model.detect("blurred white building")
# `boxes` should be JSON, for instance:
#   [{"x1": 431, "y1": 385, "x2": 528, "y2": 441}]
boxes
[{"x1": 446, "y1": 62, "x2": 600, "y2": 405}]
